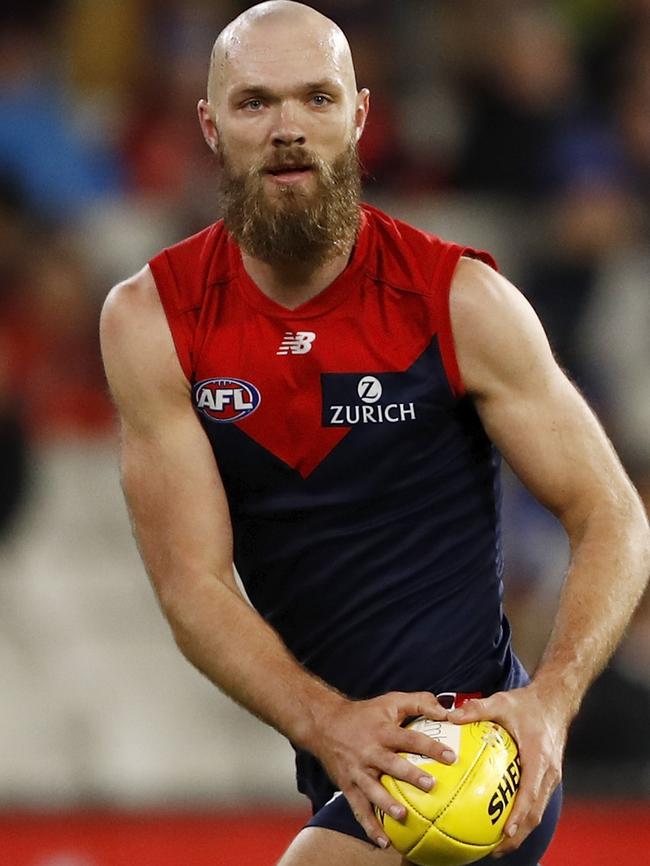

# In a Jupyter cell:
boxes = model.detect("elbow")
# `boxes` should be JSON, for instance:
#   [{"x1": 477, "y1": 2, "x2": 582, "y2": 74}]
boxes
[
  {"x1": 622, "y1": 483, "x2": 650, "y2": 553},
  {"x1": 154, "y1": 583, "x2": 191, "y2": 651},
  {"x1": 152, "y1": 568, "x2": 237, "y2": 658},
  {"x1": 146, "y1": 565, "x2": 196, "y2": 649},
  {"x1": 565, "y1": 479, "x2": 650, "y2": 554}
]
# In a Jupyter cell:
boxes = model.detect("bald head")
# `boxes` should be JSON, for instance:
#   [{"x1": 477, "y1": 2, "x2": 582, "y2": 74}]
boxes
[{"x1": 207, "y1": 1, "x2": 357, "y2": 106}]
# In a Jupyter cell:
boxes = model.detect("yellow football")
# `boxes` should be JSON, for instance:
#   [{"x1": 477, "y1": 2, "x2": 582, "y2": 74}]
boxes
[{"x1": 376, "y1": 717, "x2": 520, "y2": 866}]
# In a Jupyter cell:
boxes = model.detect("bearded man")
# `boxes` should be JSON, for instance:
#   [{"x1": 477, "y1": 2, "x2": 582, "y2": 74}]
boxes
[{"x1": 100, "y1": 3, "x2": 649, "y2": 866}]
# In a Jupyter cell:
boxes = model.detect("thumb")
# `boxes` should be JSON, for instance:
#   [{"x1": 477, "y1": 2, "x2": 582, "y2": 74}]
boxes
[
  {"x1": 447, "y1": 696, "x2": 494, "y2": 725},
  {"x1": 394, "y1": 691, "x2": 448, "y2": 722}
]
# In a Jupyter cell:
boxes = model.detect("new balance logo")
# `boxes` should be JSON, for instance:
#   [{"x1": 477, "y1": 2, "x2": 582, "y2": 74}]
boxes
[{"x1": 276, "y1": 331, "x2": 316, "y2": 355}]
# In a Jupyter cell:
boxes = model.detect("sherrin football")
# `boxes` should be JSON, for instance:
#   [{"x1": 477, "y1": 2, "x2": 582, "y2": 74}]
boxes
[{"x1": 376, "y1": 718, "x2": 520, "y2": 866}]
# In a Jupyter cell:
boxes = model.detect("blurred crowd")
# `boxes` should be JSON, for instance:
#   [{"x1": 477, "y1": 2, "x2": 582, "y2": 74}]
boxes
[{"x1": 0, "y1": 0, "x2": 648, "y2": 804}]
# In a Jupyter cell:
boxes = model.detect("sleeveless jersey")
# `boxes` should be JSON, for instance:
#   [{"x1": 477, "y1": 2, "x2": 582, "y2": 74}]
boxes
[{"x1": 149, "y1": 203, "x2": 517, "y2": 701}]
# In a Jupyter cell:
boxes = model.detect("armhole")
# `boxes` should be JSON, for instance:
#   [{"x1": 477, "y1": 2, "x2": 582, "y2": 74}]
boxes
[
  {"x1": 149, "y1": 251, "x2": 195, "y2": 383},
  {"x1": 433, "y1": 245, "x2": 498, "y2": 398}
]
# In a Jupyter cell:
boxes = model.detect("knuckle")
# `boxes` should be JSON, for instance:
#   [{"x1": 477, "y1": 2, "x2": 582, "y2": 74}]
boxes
[
  {"x1": 360, "y1": 812, "x2": 380, "y2": 838},
  {"x1": 388, "y1": 756, "x2": 423, "y2": 785},
  {"x1": 383, "y1": 753, "x2": 406, "y2": 775},
  {"x1": 346, "y1": 791, "x2": 374, "y2": 833},
  {"x1": 358, "y1": 744, "x2": 374, "y2": 764},
  {"x1": 377, "y1": 791, "x2": 402, "y2": 814},
  {"x1": 399, "y1": 731, "x2": 424, "y2": 753},
  {"x1": 525, "y1": 804, "x2": 545, "y2": 829}
]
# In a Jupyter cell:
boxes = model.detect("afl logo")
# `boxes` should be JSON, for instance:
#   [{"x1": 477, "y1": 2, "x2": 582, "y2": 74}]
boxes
[{"x1": 194, "y1": 378, "x2": 261, "y2": 423}]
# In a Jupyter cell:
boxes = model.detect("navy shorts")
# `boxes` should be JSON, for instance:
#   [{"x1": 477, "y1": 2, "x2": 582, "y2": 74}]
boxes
[{"x1": 305, "y1": 783, "x2": 563, "y2": 865}]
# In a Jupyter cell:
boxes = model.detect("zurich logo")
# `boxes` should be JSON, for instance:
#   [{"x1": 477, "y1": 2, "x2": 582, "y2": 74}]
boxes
[
  {"x1": 357, "y1": 375, "x2": 382, "y2": 403},
  {"x1": 193, "y1": 378, "x2": 261, "y2": 423}
]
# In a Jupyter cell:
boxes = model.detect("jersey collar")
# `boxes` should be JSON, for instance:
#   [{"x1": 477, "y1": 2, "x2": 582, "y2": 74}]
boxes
[{"x1": 229, "y1": 207, "x2": 370, "y2": 319}]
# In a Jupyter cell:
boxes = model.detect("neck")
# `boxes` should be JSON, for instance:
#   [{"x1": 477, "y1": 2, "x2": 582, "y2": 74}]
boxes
[{"x1": 241, "y1": 244, "x2": 355, "y2": 310}]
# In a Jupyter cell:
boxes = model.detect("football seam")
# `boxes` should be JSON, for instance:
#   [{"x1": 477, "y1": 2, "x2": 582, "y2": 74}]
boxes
[
  {"x1": 434, "y1": 739, "x2": 488, "y2": 823},
  {"x1": 426, "y1": 823, "x2": 496, "y2": 849},
  {"x1": 395, "y1": 726, "x2": 510, "y2": 849},
  {"x1": 395, "y1": 754, "x2": 499, "y2": 852},
  {"x1": 434, "y1": 733, "x2": 517, "y2": 846},
  {"x1": 395, "y1": 736, "x2": 487, "y2": 825},
  {"x1": 388, "y1": 784, "x2": 433, "y2": 850}
]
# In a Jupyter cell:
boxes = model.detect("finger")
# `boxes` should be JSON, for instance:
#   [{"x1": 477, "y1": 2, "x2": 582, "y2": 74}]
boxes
[
  {"x1": 505, "y1": 740, "x2": 560, "y2": 838},
  {"x1": 393, "y1": 691, "x2": 447, "y2": 722},
  {"x1": 492, "y1": 817, "x2": 526, "y2": 857},
  {"x1": 504, "y1": 770, "x2": 535, "y2": 842},
  {"x1": 345, "y1": 784, "x2": 391, "y2": 850},
  {"x1": 492, "y1": 764, "x2": 547, "y2": 856},
  {"x1": 493, "y1": 810, "x2": 535, "y2": 857},
  {"x1": 381, "y1": 752, "x2": 437, "y2": 792},
  {"x1": 366, "y1": 774, "x2": 410, "y2": 821},
  {"x1": 388, "y1": 728, "x2": 457, "y2": 766},
  {"x1": 447, "y1": 695, "x2": 500, "y2": 725},
  {"x1": 494, "y1": 767, "x2": 559, "y2": 856}
]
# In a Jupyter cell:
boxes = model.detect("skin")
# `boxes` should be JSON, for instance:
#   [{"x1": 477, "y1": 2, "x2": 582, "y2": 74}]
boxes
[
  {"x1": 197, "y1": 0, "x2": 370, "y2": 305},
  {"x1": 100, "y1": 3, "x2": 650, "y2": 864}
]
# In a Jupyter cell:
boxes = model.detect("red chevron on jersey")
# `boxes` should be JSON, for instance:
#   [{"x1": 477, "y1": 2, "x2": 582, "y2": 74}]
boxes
[
  {"x1": 149, "y1": 204, "x2": 513, "y2": 709},
  {"x1": 149, "y1": 204, "x2": 496, "y2": 479}
]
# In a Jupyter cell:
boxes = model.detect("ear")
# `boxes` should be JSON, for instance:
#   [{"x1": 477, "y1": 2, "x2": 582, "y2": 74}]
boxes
[
  {"x1": 354, "y1": 88, "x2": 370, "y2": 142},
  {"x1": 197, "y1": 99, "x2": 219, "y2": 153}
]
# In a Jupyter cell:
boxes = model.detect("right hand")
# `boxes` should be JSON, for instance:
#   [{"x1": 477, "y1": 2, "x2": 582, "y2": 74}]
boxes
[{"x1": 313, "y1": 691, "x2": 455, "y2": 849}]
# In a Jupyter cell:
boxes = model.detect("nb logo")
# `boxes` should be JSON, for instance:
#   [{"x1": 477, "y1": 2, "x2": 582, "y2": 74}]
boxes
[{"x1": 277, "y1": 331, "x2": 316, "y2": 355}]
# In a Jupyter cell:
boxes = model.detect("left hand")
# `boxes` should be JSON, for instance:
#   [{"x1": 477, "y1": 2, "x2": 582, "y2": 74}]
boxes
[{"x1": 447, "y1": 684, "x2": 569, "y2": 857}]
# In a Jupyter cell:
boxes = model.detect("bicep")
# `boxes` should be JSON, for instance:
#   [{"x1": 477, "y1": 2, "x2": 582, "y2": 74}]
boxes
[
  {"x1": 451, "y1": 258, "x2": 631, "y2": 532},
  {"x1": 477, "y1": 363, "x2": 623, "y2": 532},
  {"x1": 100, "y1": 270, "x2": 238, "y2": 603},
  {"x1": 120, "y1": 410, "x2": 237, "y2": 603}
]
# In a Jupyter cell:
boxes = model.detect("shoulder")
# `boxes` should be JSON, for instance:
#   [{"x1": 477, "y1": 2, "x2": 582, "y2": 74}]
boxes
[
  {"x1": 149, "y1": 220, "x2": 231, "y2": 301},
  {"x1": 101, "y1": 265, "x2": 166, "y2": 349},
  {"x1": 362, "y1": 204, "x2": 496, "y2": 297},
  {"x1": 101, "y1": 266, "x2": 190, "y2": 426},
  {"x1": 450, "y1": 256, "x2": 556, "y2": 399},
  {"x1": 450, "y1": 256, "x2": 523, "y2": 326},
  {"x1": 362, "y1": 202, "x2": 452, "y2": 268}
]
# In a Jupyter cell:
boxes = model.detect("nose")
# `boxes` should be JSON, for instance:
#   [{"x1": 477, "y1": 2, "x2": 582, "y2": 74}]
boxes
[{"x1": 271, "y1": 102, "x2": 306, "y2": 148}]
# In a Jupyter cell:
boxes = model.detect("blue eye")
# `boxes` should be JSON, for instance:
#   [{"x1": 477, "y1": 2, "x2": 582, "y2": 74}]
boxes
[
  {"x1": 311, "y1": 94, "x2": 330, "y2": 107},
  {"x1": 244, "y1": 99, "x2": 264, "y2": 111}
]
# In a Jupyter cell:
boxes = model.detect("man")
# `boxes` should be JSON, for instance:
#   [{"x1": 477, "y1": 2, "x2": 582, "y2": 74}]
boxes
[{"x1": 100, "y1": 3, "x2": 650, "y2": 865}]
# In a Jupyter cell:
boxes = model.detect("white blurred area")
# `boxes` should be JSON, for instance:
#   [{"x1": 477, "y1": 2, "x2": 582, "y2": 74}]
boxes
[{"x1": 0, "y1": 439, "x2": 301, "y2": 807}]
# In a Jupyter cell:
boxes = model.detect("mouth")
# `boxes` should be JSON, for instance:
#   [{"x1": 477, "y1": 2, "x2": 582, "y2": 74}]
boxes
[{"x1": 264, "y1": 165, "x2": 314, "y2": 184}]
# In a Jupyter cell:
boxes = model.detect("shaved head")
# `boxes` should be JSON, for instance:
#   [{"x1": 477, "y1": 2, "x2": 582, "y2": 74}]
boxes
[
  {"x1": 197, "y1": 1, "x2": 369, "y2": 269},
  {"x1": 207, "y1": 1, "x2": 357, "y2": 105}
]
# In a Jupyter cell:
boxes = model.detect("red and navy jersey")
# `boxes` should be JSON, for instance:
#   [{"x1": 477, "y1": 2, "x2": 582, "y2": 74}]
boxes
[{"x1": 149, "y1": 203, "x2": 519, "y2": 701}]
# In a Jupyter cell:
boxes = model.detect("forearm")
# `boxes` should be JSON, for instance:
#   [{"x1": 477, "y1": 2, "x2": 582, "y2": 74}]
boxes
[
  {"x1": 532, "y1": 493, "x2": 650, "y2": 720},
  {"x1": 161, "y1": 571, "x2": 345, "y2": 750}
]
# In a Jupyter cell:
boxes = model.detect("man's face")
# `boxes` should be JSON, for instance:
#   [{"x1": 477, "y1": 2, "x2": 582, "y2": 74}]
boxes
[
  {"x1": 216, "y1": 134, "x2": 361, "y2": 266},
  {"x1": 202, "y1": 13, "x2": 369, "y2": 264},
  {"x1": 215, "y1": 14, "x2": 360, "y2": 193}
]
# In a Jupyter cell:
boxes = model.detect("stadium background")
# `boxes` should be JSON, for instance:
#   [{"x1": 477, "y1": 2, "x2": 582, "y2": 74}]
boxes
[{"x1": 0, "y1": 0, "x2": 648, "y2": 863}]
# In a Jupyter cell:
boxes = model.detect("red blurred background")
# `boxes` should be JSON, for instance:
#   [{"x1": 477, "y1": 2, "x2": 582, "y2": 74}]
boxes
[{"x1": 2, "y1": 802, "x2": 649, "y2": 866}]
